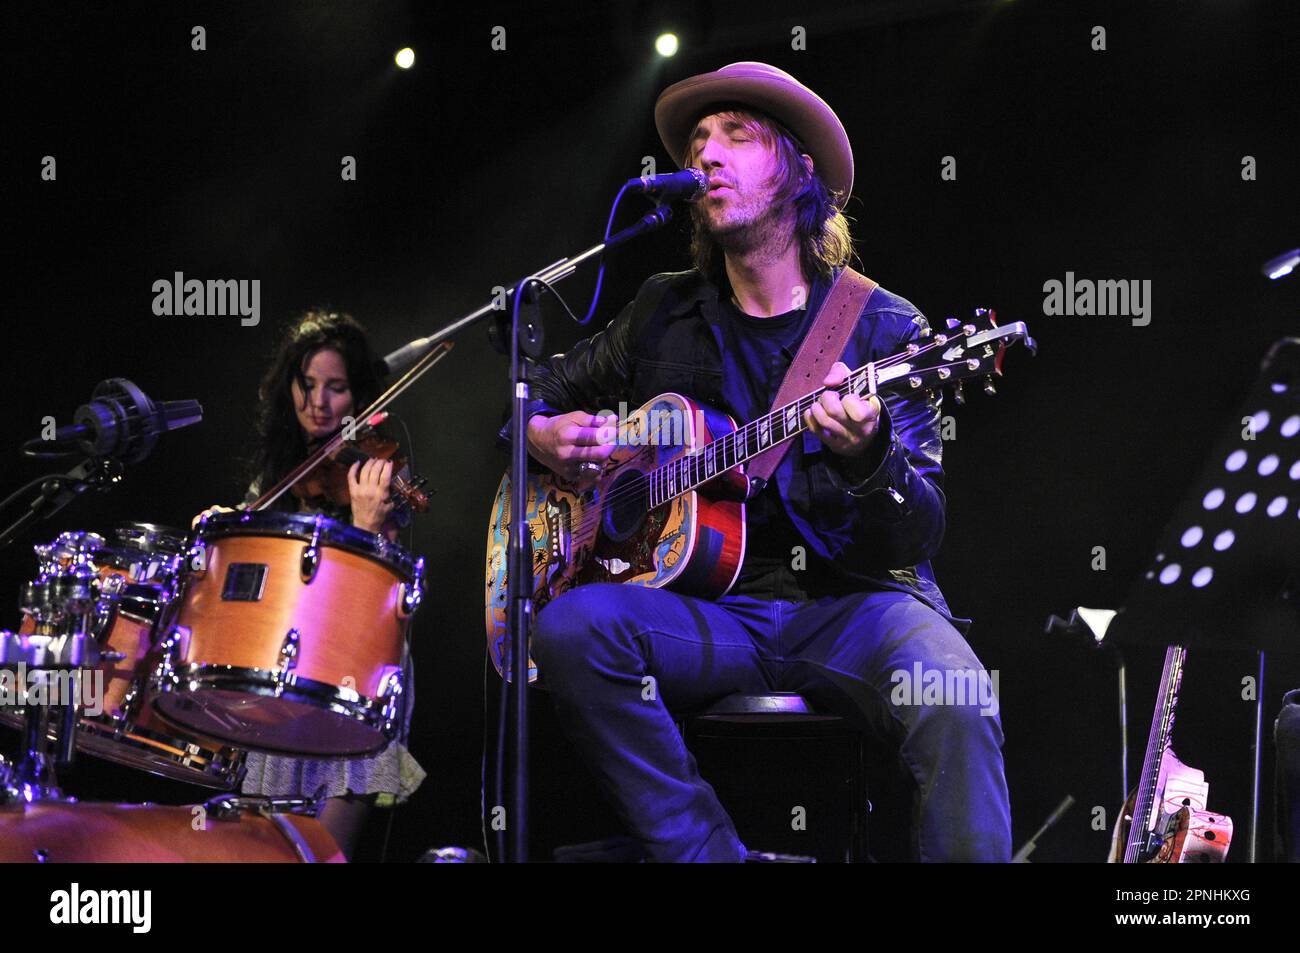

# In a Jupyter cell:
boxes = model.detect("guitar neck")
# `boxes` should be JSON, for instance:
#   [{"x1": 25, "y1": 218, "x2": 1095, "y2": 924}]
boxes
[
  {"x1": 1123, "y1": 644, "x2": 1187, "y2": 862},
  {"x1": 646, "y1": 344, "x2": 930, "y2": 507}
]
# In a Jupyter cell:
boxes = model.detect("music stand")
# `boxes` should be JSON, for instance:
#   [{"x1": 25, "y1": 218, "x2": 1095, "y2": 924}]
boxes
[
  {"x1": 1106, "y1": 337, "x2": 1300, "y2": 861},
  {"x1": 1107, "y1": 338, "x2": 1299, "y2": 653}
]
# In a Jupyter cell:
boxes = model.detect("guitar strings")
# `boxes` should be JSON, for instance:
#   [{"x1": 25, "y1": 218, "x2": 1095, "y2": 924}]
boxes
[
  {"x1": 562, "y1": 343, "x2": 974, "y2": 533},
  {"x1": 560, "y1": 346, "x2": 981, "y2": 536}
]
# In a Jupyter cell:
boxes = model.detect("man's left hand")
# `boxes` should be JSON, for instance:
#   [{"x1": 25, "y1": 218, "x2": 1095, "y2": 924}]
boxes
[{"x1": 803, "y1": 361, "x2": 882, "y2": 457}]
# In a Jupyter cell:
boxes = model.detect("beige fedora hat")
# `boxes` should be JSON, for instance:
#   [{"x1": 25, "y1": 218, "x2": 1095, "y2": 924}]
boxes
[{"x1": 654, "y1": 61, "x2": 853, "y2": 206}]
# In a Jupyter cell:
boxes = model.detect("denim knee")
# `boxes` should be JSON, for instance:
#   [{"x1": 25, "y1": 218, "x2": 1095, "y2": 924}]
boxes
[{"x1": 532, "y1": 583, "x2": 636, "y2": 678}]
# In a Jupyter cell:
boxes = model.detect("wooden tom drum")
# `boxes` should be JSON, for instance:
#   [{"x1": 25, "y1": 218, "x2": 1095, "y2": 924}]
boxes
[{"x1": 151, "y1": 511, "x2": 422, "y2": 756}]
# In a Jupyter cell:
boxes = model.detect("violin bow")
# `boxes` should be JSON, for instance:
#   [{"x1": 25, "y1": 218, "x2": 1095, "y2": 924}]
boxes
[{"x1": 250, "y1": 340, "x2": 455, "y2": 511}]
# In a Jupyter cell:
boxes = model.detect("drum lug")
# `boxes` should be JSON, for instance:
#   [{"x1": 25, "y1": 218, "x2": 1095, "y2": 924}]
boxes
[
  {"x1": 300, "y1": 514, "x2": 323, "y2": 583},
  {"x1": 203, "y1": 792, "x2": 325, "y2": 822},
  {"x1": 153, "y1": 626, "x2": 191, "y2": 685},
  {"x1": 116, "y1": 677, "x2": 144, "y2": 732},
  {"x1": 398, "y1": 557, "x2": 424, "y2": 619},
  {"x1": 274, "y1": 628, "x2": 301, "y2": 693},
  {"x1": 186, "y1": 537, "x2": 207, "y2": 574},
  {"x1": 378, "y1": 666, "x2": 405, "y2": 738},
  {"x1": 92, "y1": 574, "x2": 124, "y2": 638}
]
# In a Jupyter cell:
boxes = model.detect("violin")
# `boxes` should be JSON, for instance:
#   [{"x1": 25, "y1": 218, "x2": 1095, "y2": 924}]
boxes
[
  {"x1": 293, "y1": 428, "x2": 430, "y2": 513},
  {"x1": 251, "y1": 411, "x2": 430, "y2": 516}
]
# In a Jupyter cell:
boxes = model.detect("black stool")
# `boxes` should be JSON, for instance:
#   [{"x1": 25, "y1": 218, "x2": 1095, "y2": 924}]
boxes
[{"x1": 680, "y1": 692, "x2": 870, "y2": 862}]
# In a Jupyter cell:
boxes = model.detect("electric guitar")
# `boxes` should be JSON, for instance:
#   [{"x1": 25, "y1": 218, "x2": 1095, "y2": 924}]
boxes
[{"x1": 484, "y1": 309, "x2": 1034, "y2": 678}]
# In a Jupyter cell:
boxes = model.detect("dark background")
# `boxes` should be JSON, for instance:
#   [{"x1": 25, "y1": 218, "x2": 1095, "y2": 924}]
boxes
[{"x1": 3, "y1": 0, "x2": 1297, "y2": 861}]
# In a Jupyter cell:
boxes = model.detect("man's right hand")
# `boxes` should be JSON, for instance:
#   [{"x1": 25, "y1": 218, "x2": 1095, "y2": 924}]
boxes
[{"x1": 526, "y1": 411, "x2": 618, "y2": 486}]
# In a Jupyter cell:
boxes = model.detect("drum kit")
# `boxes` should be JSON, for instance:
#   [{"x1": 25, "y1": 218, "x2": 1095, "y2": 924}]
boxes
[{"x1": 0, "y1": 510, "x2": 425, "y2": 863}]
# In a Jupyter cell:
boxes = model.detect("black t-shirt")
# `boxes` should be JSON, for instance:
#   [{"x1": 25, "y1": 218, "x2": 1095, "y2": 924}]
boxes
[{"x1": 719, "y1": 296, "x2": 845, "y2": 601}]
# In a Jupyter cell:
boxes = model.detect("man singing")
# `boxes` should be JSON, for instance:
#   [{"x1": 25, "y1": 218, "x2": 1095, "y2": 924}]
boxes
[{"x1": 518, "y1": 62, "x2": 1010, "y2": 861}]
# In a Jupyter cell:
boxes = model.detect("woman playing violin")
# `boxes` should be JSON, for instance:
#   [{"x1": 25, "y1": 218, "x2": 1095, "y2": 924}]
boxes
[{"x1": 194, "y1": 310, "x2": 425, "y2": 858}]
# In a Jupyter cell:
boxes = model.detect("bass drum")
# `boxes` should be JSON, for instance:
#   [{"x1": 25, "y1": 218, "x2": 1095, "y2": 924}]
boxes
[{"x1": 0, "y1": 801, "x2": 343, "y2": 863}]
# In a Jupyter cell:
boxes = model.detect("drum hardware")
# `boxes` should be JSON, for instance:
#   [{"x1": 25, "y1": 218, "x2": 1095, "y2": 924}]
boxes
[
  {"x1": 222, "y1": 563, "x2": 268, "y2": 601},
  {"x1": 1, "y1": 627, "x2": 104, "y2": 804},
  {"x1": 399, "y1": 556, "x2": 425, "y2": 618},
  {"x1": 112, "y1": 522, "x2": 189, "y2": 560},
  {"x1": 203, "y1": 791, "x2": 324, "y2": 820},
  {"x1": 199, "y1": 791, "x2": 331, "y2": 864},
  {"x1": 152, "y1": 626, "x2": 187, "y2": 685},
  {"x1": 1, "y1": 630, "x2": 101, "y2": 669},
  {"x1": 275, "y1": 628, "x2": 301, "y2": 690},
  {"x1": 378, "y1": 668, "x2": 405, "y2": 736},
  {"x1": 185, "y1": 533, "x2": 207, "y2": 573},
  {"x1": 7, "y1": 527, "x2": 246, "y2": 789},
  {"x1": 92, "y1": 574, "x2": 125, "y2": 637},
  {"x1": 300, "y1": 513, "x2": 323, "y2": 583}
]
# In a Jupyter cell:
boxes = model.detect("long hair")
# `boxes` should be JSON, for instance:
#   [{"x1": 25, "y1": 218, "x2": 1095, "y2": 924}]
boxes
[
  {"x1": 247, "y1": 310, "x2": 384, "y2": 504},
  {"x1": 687, "y1": 108, "x2": 854, "y2": 282}
]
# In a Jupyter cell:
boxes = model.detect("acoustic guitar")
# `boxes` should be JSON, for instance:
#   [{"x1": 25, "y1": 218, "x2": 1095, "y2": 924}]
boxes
[{"x1": 485, "y1": 309, "x2": 1034, "y2": 679}]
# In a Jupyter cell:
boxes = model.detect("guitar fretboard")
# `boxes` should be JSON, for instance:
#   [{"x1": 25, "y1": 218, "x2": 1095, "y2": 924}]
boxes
[
  {"x1": 632, "y1": 318, "x2": 1009, "y2": 510},
  {"x1": 644, "y1": 349, "x2": 926, "y2": 507},
  {"x1": 1123, "y1": 644, "x2": 1186, "y2": 863},
  {"x1": 646, "y1": 371, "x2": 869, "y2": 506}
]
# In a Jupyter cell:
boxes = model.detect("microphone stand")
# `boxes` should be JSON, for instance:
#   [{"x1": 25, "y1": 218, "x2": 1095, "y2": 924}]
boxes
[
  {"x1": 349, "y1": 202, "x2": 678, "y2": 862},
  {"x1": 0, "y1": 457, "x2": 123, "y2": 552}
]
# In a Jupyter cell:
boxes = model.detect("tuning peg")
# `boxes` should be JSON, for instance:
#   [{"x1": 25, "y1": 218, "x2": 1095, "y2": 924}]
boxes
[
  {"x1": 952, "y1": 381, "x2": 965, "y2": 406},
  {"x1": 945, "y1": 317, "x2": 961, "y2": 330},
  {"x1": 983, "y1": 377, "x2": 997, "y2": 398}
]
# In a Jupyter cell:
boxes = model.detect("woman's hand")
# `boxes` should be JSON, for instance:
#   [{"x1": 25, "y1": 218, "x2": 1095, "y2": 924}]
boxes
[
  {"x1": 191, "y1": 504, "x2": 236, "y2": 529},
  {"x1": 349, "y1": 457, "x2": 394, "y2": 533}
]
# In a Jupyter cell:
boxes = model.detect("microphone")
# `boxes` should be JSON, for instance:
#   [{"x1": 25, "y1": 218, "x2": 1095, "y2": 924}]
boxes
[
  {"x1": 624, "y1": 168, "x2": 708, "y2": 204},
  {"x1": 378, "y1": 337, "x2": 435, "y2": 378},
  {"x1": 37, "y1": 379, "x2": 202, "y2": 464}
]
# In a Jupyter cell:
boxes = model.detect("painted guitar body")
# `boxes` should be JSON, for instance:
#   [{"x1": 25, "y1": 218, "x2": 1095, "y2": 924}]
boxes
[{"x1": 485, "y1": 393, "x2": 747, "y2": 679}]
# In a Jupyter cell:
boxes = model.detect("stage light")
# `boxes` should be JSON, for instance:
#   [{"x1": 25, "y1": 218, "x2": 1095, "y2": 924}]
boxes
[
  {"x1": 655, "y1": 33, "x2": 679, "y2": 57},
  {"x1": 395, "y1": 47, "x2": 415, "y2": 69},
  {"x1": 1262, "y1": 248, "x2": 1299, "y2": 280}
]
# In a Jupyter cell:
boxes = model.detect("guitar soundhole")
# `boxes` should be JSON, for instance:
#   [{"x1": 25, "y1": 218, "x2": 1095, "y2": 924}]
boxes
[{"x1": 601, "y1": 469, "x2": 648, "y2": 542}]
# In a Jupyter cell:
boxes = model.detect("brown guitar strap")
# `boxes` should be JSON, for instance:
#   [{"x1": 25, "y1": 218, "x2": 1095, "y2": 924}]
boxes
[{"x1": 744, "y1": 266, "x2": 879, "y2": 487}]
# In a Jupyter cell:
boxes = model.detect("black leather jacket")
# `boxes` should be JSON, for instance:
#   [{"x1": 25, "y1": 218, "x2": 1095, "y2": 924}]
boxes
[{"x1": 504, "y1": 266, "x2": 963, "y2": 627}]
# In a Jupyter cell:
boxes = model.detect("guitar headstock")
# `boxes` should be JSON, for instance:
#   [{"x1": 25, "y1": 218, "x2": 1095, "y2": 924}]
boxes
[{"x1": 862, "y1": 308, "x2": 1036, "y2": 405}]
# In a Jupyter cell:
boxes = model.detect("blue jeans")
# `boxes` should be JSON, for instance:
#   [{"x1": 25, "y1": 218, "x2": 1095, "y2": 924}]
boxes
[{"x1": 531, "y1": 583, "x2": 1012, "y2": 862}]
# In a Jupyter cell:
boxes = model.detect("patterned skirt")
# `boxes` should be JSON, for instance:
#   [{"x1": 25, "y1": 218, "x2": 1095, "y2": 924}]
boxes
[{"x1": 239, "y1": 653, "x2": 425, "y2": 807}]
